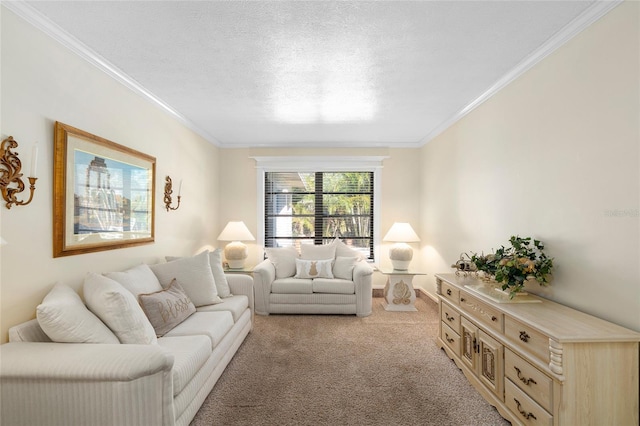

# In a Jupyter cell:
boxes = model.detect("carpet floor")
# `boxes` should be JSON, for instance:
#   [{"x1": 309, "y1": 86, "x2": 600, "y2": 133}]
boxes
[{"x1": 190, "y1": 297, "x2": 510, "y2": 426}]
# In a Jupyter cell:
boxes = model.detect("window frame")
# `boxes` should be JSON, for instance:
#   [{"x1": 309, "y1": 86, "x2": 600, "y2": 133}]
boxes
[{"x1": 253, "y1": 156, "x2": 387, "y2": 263}]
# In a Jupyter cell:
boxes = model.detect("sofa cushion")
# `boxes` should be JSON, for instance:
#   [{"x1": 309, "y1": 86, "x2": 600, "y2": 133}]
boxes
[
  {"x1": 209, "y1": 249, "x2": 232, "y2": 298},
  {"x1": 103, "y1": 263, "x2": 163, "y2": 298},
  {"x1": 151, "y1": 251, "x2": 222, "y2": 307},
  {"x1": 36, "y1": 282, "x2": 120, "y2": 344},
  {"x1": 271, "y1": 278, "x2": 313, "y2": 294},
  {"x1": 157, "y1": 335, "x2": 211, "y2": 396},
  {"x1": 163, "y1": 311, "x2": 234, "y2": 350},
  {"x1": 83, "y1": 273, "x2": 157, "y2": 345},
  {"x1": 332, "y1": 256, "x2": 359, "y2": 280},
  {"x1": 312, "y1": 278, "x2": 356, "y2": 294},
  {"x1": 139, "y1": 279, "x2": 197, "y2": 337},
  {"x1": 166, "y1": 249, "x2": 232, "y2": 299},
  {"x1": 301, "y1": 243, "x2": 336, "y2": 260},
  {"x1": 295, "y1": 258, "x2": 334, "y2": 279},
  {"x1": 196, "y1": 295, "x2": 249, "y2": 322},
  {"x1": 265, "y1": 246, "x2": 298, "y2": 278}
]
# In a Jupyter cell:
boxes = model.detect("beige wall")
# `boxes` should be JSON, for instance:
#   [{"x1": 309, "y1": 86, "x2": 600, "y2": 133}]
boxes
[
  {"x1": 0, "y1": 8, "x2": 221, "y2": 342},
  {"x1": 218, "y1": 147, "x2": 423, "y2": 289},
  {"x1": 419, "y1": 1, "x2": 639, "y2": 330}
]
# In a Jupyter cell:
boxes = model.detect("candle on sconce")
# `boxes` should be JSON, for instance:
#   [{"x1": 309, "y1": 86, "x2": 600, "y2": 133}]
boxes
[
  {"x1": 178, "y1": 180, "x2": 182, "y2": 197},
  {"x1": 30, "y1": 142, "x2": 39, "y2": 178}
]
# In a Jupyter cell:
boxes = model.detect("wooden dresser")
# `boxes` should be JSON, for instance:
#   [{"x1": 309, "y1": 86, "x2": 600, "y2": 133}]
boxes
[{"x1": 435, "y1": 273, "x2": 640, "y2": 426}]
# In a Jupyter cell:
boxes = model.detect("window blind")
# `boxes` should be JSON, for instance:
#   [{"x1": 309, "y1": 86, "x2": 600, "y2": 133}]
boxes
[{"x1": 265, "y1": 171, "x2": 374, "y2": 260}]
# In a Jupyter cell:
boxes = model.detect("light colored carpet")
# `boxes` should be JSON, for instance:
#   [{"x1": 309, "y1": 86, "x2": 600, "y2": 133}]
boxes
[{"x1": 191, "y1": 297, "x2": 510, "y2": 426}]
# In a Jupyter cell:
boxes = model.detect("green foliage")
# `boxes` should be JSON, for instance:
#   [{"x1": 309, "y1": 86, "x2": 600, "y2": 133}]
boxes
[{"x1": 470, "y1": 236, "x2": 554, "y2": 298}]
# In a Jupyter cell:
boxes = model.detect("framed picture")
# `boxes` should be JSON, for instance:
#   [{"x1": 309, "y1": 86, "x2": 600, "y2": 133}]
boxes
[{"x1": 53, "y1": 122, "x2": 156, "y2": 257}]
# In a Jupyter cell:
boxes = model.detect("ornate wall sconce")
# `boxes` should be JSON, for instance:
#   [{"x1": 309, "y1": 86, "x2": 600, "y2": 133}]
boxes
[
  {"x1": 164, "y1": 176, "x2": 181, "y2": 211},
  {"x1": 1, "y1": 136, "x2": 38, "y2": 209}
]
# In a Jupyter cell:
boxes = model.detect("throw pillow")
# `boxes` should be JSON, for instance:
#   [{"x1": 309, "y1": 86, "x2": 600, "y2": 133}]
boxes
[
  {"x1": 295, "y1": 258, "x2": 334, "y2": 279},
  {"x1": 265, "y1": 246, "x2": 299, "y2": 278},
  {"x1": 150, "y1": 250, "x2": 222, "y2": 307},
  {"x1": 332, "y1": 237, "x2": 364, "y2": 261},
  {"x1": 139, "y1": 279, "x2": 196, "y2": 337},
  {"x1": 83, "y1": 273, "x2": 157, "y2": 344},
  {"x1": 166, "y1": 249, "x2": 232, "y2": 299},
  {"x1": 209, "y1": 249, "x2": 232, "y2": 298},
  {"x1": 36, "y1": 282, "x2": 120, "y2": 344},
  {"x1": 333, "y1": 256, "x2": 359, "y2": 280},
  {"x1": 301, "y1": 243, "x2": 336, "y2": 260},
  {"x1": 104, "y1": 263, "x2": 163, "y2": 297}
]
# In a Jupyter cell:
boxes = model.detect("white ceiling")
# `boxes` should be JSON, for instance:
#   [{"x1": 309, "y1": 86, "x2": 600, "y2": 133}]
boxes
[{"x1": 11, "y1": 1, "x2": 618, "y2": 148}]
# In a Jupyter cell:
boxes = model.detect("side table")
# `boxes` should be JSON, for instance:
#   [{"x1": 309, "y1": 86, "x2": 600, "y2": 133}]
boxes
[
  {"x1": 378, "y1": 269, "x2": 425, "y2": 312},
  {"x1": 223, "y1": 266, "x2": 254, "y2": 276}
]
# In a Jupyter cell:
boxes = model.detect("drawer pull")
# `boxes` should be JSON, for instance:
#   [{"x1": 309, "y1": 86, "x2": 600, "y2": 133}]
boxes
[
  {"x1": 445, "y1": 312, "x2": 455, "y2": 322},
  {"x1": 460, "y1": 297, "x2": 466, "y2": 302},
  {"x1": 491, "y1": 316, "x2": 497, "y2": 322},
  {"x1": 445, "y1": 333, "x2": 455, "y2": 344},
  {"x1": 519, "y1": 331, "x2": 530, "y2": 343},
  {"x1": 514, "y1": 398, "x2": 537, "y2": 420},
  {"x1": 446, "y1": 289, "x2": 452, "y2": 296},
  {"x1": 514, "y1": 366, "x2": 537, "y2": 386}
]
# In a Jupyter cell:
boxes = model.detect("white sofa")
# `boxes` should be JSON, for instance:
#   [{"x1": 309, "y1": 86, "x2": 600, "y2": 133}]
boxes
[
  {"x1": 0, "y1": 250, "x2": 253, "y2": 426},
  {"x1": 253, "y1": 239, "x2": 374, "y2": 317}
]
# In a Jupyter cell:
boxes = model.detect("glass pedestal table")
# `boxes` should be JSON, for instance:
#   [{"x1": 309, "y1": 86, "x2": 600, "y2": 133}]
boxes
[{"x1": 379, "y1": 269, "x2": 426, "y2": 312}]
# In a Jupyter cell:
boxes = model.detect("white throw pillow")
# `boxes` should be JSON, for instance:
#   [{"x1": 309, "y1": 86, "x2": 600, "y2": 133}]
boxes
[
  {"x1": 151, "y1": 250, "x2": 222, "y2": 307},
  {"x1": 209, "y1": 249, "x2": 232, "y2": 298},
  {"x1": 295, "y1": 258, "x2": 334, "y2": 279},
  {"x1": 165, "y1": 249, "x2": 232, "y2": 299},
  {"x1": 333, "y1": 256, "x2": 359, "y2": 280},
  {"x1": 83, "y1": 273, "x2": 157, "y2": 344},
  {"x1": 104, "y1": 263, "x2": 163, "y2": 297},
  {"x1": 332, "y1": 238, "x2": 364, "y2": 261},
  {"x1": 265, "y1": 246, "x2": 299, "y2": 278},
  {"x1": 36, "y1": 282, "x2": 119, "y2": 344},
  {"x1": 301, "y1": 243, "x2": 336, "y2": 260}
]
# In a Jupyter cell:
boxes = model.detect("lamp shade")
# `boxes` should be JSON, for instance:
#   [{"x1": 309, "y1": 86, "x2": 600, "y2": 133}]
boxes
[
  {"x1": 383, "y1": 223, "x2": 420, "y2": 242},
  {"x1": 217, "y1": 221, "x2": 255, "y2": 241}
]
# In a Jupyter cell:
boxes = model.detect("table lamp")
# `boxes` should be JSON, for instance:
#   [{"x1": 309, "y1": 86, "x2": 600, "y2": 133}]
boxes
[
  {"x1": 217, "y1": 221, "x2": 255, "y2": 268},
  {"x1": 383, "y1": 222, "x2": 420, "y2": 270}
]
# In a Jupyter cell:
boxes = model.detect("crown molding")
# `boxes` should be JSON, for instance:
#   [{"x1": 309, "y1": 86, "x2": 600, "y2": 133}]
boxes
[
  {"x1": 2, "y1": 0, "x2": 222, "y2": 146},
  {"x1": 419, "y1": 0, "x2": 623, "y2": 146},
  {"x1": 251, "y1": 155, "x2": 389, "y2": 171}
]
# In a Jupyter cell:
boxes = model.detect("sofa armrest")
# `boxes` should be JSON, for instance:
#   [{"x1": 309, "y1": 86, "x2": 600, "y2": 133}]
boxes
[
  {"x1": 0, "y1": 342, "x2": 175, "y2": 426},
  {"x1": 353, "y1": 261, "x2": 374, "y2": 317},
  {"x1": 226, "y1": 273, "x2": 255, "y2": 314},
  {"x1": 252, "y1": 259, "x2": 275, "y2": 315}
]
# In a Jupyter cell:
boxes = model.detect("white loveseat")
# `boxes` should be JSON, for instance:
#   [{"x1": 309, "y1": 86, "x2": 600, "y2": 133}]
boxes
[
  {"x1": 0, "y1": 250, "x2": 253, "y2": 426},
  {"x1": 253, "y1": 239, "x2": 374, "y2": 317}
]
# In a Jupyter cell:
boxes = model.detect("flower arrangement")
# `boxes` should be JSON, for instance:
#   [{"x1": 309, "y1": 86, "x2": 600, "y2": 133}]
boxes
[{"x1": 469, "y1": 236, "x2": 554, "y2": 298}]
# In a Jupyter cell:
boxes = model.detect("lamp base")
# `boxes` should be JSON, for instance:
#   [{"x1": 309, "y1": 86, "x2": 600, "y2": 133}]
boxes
[
  {"x1": 389, "y1": 243, "x2": 413, "y2": 271},
  {"x1": 224, "y1": 241, "x2": 248, "y2": 269}
]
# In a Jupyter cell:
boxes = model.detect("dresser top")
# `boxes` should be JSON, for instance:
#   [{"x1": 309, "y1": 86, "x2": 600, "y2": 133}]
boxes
[{"x1": 436, "y1": 273, "x2": 640, "y2": 343}]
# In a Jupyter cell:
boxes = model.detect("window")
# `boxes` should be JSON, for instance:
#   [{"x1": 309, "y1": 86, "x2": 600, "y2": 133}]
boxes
[
  {"x1": 265, "y1": 171, "x2": 374, "y2": 259},
  {"x1": 254, "y1": 156, "x2": 386, "y2": 262}
]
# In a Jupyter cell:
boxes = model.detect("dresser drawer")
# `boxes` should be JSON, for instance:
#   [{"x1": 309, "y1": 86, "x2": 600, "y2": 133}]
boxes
[
  {"x1": 441, "y1": 322, "x2": 461, "y2": 357},
  {"x1": 459, "y1": 293, "x2": 503, "y2": 334},
  {"x1": 505, "y1": 317, "x2": 549, "y2": 363},
  {"x1": 440, "y1": 300, "x2": 461, "y2": 333},
  {"x1": 440, "y1": 281, "x2": 459, "y2": 305},
  {"x1": 505, "y1": 379, "x2": 552, "y2": 426},
  {"x1": 505, "y1": 349, "x2": 552, "y2": 412}
]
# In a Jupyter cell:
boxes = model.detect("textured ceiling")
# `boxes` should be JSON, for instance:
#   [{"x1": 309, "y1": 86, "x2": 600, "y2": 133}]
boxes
[{"x1": 18, "y1": 1, "x2": 607, "y2": 148}]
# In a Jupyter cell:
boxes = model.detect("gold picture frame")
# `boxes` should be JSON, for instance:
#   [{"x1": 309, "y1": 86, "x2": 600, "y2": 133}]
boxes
[{"x1": 53, "y1": 122, "x2": 156, "y2": 257}]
